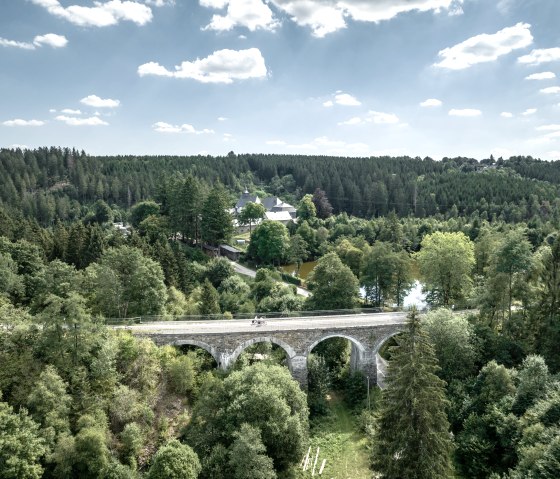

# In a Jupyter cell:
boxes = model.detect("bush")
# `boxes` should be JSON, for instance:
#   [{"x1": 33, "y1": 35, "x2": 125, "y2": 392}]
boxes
[{"x1": 280, "y1": 272, "x2": 302, "y2": 286}]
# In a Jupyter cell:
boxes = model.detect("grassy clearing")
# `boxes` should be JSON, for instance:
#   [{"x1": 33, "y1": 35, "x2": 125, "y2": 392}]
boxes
[{"x1": 295, "y1": 393, "x2": 372, "y2": 479}]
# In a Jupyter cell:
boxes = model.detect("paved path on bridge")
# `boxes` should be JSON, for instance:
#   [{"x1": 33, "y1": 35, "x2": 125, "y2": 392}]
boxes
[
  {"x1": 229, "y1": 261, "x2": 310, "y2": 298},
  {"x1": 114, "y1": 311, "x2": 407, "y2": 335}
]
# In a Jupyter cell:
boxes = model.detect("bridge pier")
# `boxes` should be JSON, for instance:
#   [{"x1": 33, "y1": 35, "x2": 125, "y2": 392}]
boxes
[{"x1": 289, "y1": 354, "x2": 309, "y2": 390}]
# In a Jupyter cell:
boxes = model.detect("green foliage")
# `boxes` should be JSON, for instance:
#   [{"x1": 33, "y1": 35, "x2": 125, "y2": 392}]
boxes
[
  {"x1": 423, "y1": 309, "x2": 477, "y2": 382},
  {"x1": 204, "y1": 258, "x2": 234, "y2": 288},
  {"x1": 238, "y1": 202, "x2": 266, "y2": 235},
  {"x1": 187, "y1": 363, "x2": 308, "y2": 473},
  {"x1": 201, "y1": 186, "x2": 233, "y2": 246},
  {"x1": 307, "y1": 355, "x2": 331, "y2": 416},
  {"x1": 86, "y1": 246, "x2": 167, "y2": 318},
  {"x1": 199, "y1": 279, "x2": 221, "y2": 316},
  {"x1": 228, "y1": 424, "x2": 276, "y2": 479},
  {"x1": 296, "y1": 194, "x2": 317, "y2": 221},
  {"x1": 247, "y1": 220, "x2": 290, "y2": 265},
  {"x1": 0, "y1": 400, "x2": 46, "y2": 479},
  {"x1": 130, "y1": 201, "x2": 160, "y2": 228},
  {"x1": 307, "y1": 252, "x2": 359, "y2": 310},
  {"x1": 372, "y1": 308, "x2": 454, "y2": 479},
  {"x1": 167, "y1": 354, "x2": 196, "y2": 396},
  {"x1": 147, "y1": 440, "x2": 201, "y2": 479},
  {"x1": 416, "y1": 231, "x2": 475, "y2": 306}
]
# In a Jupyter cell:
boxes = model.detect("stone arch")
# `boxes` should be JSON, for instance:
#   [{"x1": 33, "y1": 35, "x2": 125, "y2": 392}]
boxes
[
  {"x1": 227, "y1": 337, "x2": 297, "y2": 370},
  {"x1": 306, "y1": 333, "x2": 367, "y2": 356},
  {"x1": 172, "y1": 339, "x2": 220, "y2": 366},
  {"x1": 307, "y1": 334, "x2": 369, "y2": 376},
  {"x1": 372, "y1": 330, "x2": 403, "y2": 356}
]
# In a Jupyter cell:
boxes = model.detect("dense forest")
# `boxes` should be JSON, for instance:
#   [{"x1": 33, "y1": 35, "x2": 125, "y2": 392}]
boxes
[
  {"x1": 2, "y1": 147, "x2": 560, "y2": 224},
  {"x1": 2, "y1": 147, "x2": 560, "y2": 478}
]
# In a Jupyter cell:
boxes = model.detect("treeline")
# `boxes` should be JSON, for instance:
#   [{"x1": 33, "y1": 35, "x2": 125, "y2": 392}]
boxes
[{"x1": 2, "y1": 147, "x2": 560, "y2": 225}]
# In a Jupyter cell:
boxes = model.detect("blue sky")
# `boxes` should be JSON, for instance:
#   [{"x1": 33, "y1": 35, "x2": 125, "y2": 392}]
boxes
[{"x1": 1, "y1": 0, "x2": 559, "y2": 160}]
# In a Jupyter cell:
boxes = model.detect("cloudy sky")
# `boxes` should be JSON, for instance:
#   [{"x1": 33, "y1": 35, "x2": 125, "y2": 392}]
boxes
[{"x1": 1, "y1": 0, "x2": 559, "y2": 160}]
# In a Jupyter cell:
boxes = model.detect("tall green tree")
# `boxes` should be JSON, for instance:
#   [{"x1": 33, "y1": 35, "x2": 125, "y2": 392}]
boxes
[
  {"x1": 495, "y1": 230, "x2": 532, "y2": 321},
  {"x1": 247, "y1": 221, "x2": 290, "y2": 266},
  {"x1": 86, "y1": 246, "x2": 167, "y2": 318},
  {"x1": 361, "y1": 242, "x2": 396, "y2": 307},
  {"x1": 296, "y1": 194, "x2": 317, "y2": 221},
  {"x1": 201, "y1": 186, "x2": 233, "y2": 246},
  {"x1": 306, "y1": 252, "x2": 359, "y2": 310},
  {"x1": 228, "y1": 424, "x2": 276, "y2": 479},
  {"x1": 416, "y1": 231, "x2": 475, "y2": 306},
  {"x1": 373, "y1": 308, "x2": 454, "y2": 479},
  {"x1": 199, "y1": 279, "x2": 221, "y2": 317},
  {"x1": 147, "y1": 440, "x2": 201, "y2": 479},
  {"x1": 237, "y1": 202, "x2": 265, "y2": 236},
  {"x1": 0, "y1": 399, "x2": 47, "y2": 479}
]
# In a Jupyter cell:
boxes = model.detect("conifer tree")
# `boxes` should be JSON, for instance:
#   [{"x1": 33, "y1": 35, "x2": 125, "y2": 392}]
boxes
[
  {"x1": 201, "y1": 186, "x2": 233, "y2": 247},
  {"x1": 199, "y1": 279, "x2": 220, "y2": 317},
  {"x1": 372, "y1": 308, "x2": 454, "y2": 479}
]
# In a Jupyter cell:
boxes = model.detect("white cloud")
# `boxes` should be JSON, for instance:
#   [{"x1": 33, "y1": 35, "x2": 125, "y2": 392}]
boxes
[
  {"x1": 525, "y1": 71, "x2": 556, "y2": 80},
  {"x1": 536, "y1": 124, "x2": 560, "y2": 132},
  {"x1": 202, "y1": 0, "x2": 278, "y2": 32},
  {"x1": 61, "y1": 109, "x2": 82, "y2": 115},
  {"x1": 334, "y1": 93, "x2": 361, "y2": 106},
  {"x1": 338, "y1": 110, "x2": 400, "y2": 125},
  {"x1": 435, "y1": 22, "x2": 533, "y2": 70},
  {"x1": 138, "y1": 48, "x2": 267, "y2": 83},
  {"x1": 547, "y1": 150, "x2": 560, "y2": 160},
  {"x1": 449, "y1": 108, "x2": 482, "y2": 117},
  {"x1": 501, "y1": 111, "x2": 513, "y2": 118},
  {"x1": 3, "y1": 119, "x2": 45, "y2": 126},
  {"x1": 152, "y1": 121, "x2": 214, "y2": 134},
  {"x1": 420, "y1": 98, "x2": 442, "y2": 107},
  {"x1": 80, "y1": 95, "x2": 121, "y2": 108},
  {"x1": 266, "y1": 140, "x2": 287, "y2": 145},
  {"x1": 267, "y1": 0, "x2": 461, "y2": 38},
  {"x1": 10, "y1": 144, "x2": 29, "y2": 150},
  {"x1": 518, "y1": 48, "x2": 560, "y2": 65},
  {"x1": 338, "y1": 116, "x2": 363, "y2": 125},
  {"x1": 522, "y1": 108, "x2": 537, "y2": 116},
  {"x1": 0, "y1": 33, "x2": 68, "y2": 50},
  {"x1": 30, "y1": 0, "x2": 153, "y2": 27},
  {"x1": 541, "y1": 86, "x2": 560, "y2": 95},
  {"x1": 33, "y1": 33, "x2": 68, "y2": 48},
  {"x1": 367, "y1": 110, "x2": 399, "y2": 124},
  {"x1": 145, "y1": 0, "x2": 174, "y2": 6},
  {"x1": 0, "y1": 38, "x2": 36, "y2": 50},
  {"x1": 218, "y1": 117, "x2": 228, "y2": 121},
  {"x1": 55, "y1": 115, "x2": 109, "y2": 126},
  {"x1": 323, "y1": 100, "x2": 334, "y2": 108}
]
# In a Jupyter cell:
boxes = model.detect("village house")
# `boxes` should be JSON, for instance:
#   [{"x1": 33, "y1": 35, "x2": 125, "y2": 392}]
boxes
[{"x1": 233, "y1": 189, "x2": 297, "y2": 232}]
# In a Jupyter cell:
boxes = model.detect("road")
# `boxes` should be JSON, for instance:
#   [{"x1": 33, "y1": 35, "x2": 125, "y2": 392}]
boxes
[
  {"x1": 230, "y1": 261, "x2": 310, "y2": 297},
  {"x1": 113, "y1": 311, "x2": 407, "y2": 335}
]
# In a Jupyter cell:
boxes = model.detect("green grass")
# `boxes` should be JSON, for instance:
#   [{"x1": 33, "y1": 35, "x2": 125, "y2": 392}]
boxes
[{"x1": 295, "y1": 393, "x2": 372, "y2": 479}]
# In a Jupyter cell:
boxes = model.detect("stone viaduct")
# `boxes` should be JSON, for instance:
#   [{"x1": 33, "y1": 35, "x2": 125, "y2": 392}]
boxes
[{"x1": 121, "y1": 313, "x2": 407, "y2": 388}]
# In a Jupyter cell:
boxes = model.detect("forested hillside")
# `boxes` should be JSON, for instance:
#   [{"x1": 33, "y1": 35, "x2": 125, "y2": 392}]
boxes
[
  {"x1": 2, "y1": 147, "x2": 560, "y2": 478},
  {"x1": 2, "y1": 147, "x2": 560, "y2": 224}
]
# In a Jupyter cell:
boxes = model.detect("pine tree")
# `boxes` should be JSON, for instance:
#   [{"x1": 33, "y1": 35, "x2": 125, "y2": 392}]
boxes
[
  {"x1": 372, "y1": 308, "x2": 454, "y2": 479},
  {"x1": 201, "y1": 186, "x2": 233, "y2": 247},
  {"x1": 199, "y1": 279, "x2": 220, "y2": 317}
]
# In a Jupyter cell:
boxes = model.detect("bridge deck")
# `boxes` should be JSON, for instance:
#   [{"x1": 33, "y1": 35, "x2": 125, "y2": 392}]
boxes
[{"x1": 113, "y1": 312, "x2": 408, "y2": 335}]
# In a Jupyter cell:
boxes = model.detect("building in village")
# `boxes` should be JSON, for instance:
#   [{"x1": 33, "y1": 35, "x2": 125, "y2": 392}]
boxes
[{"x1": 233, "y1": 189, "x2": 297, "y2": 231}]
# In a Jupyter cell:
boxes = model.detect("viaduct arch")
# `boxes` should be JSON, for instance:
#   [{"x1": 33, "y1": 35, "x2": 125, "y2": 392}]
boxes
[{"x1": 124, "y1": 314, "x2": 406, "y2": 388}]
